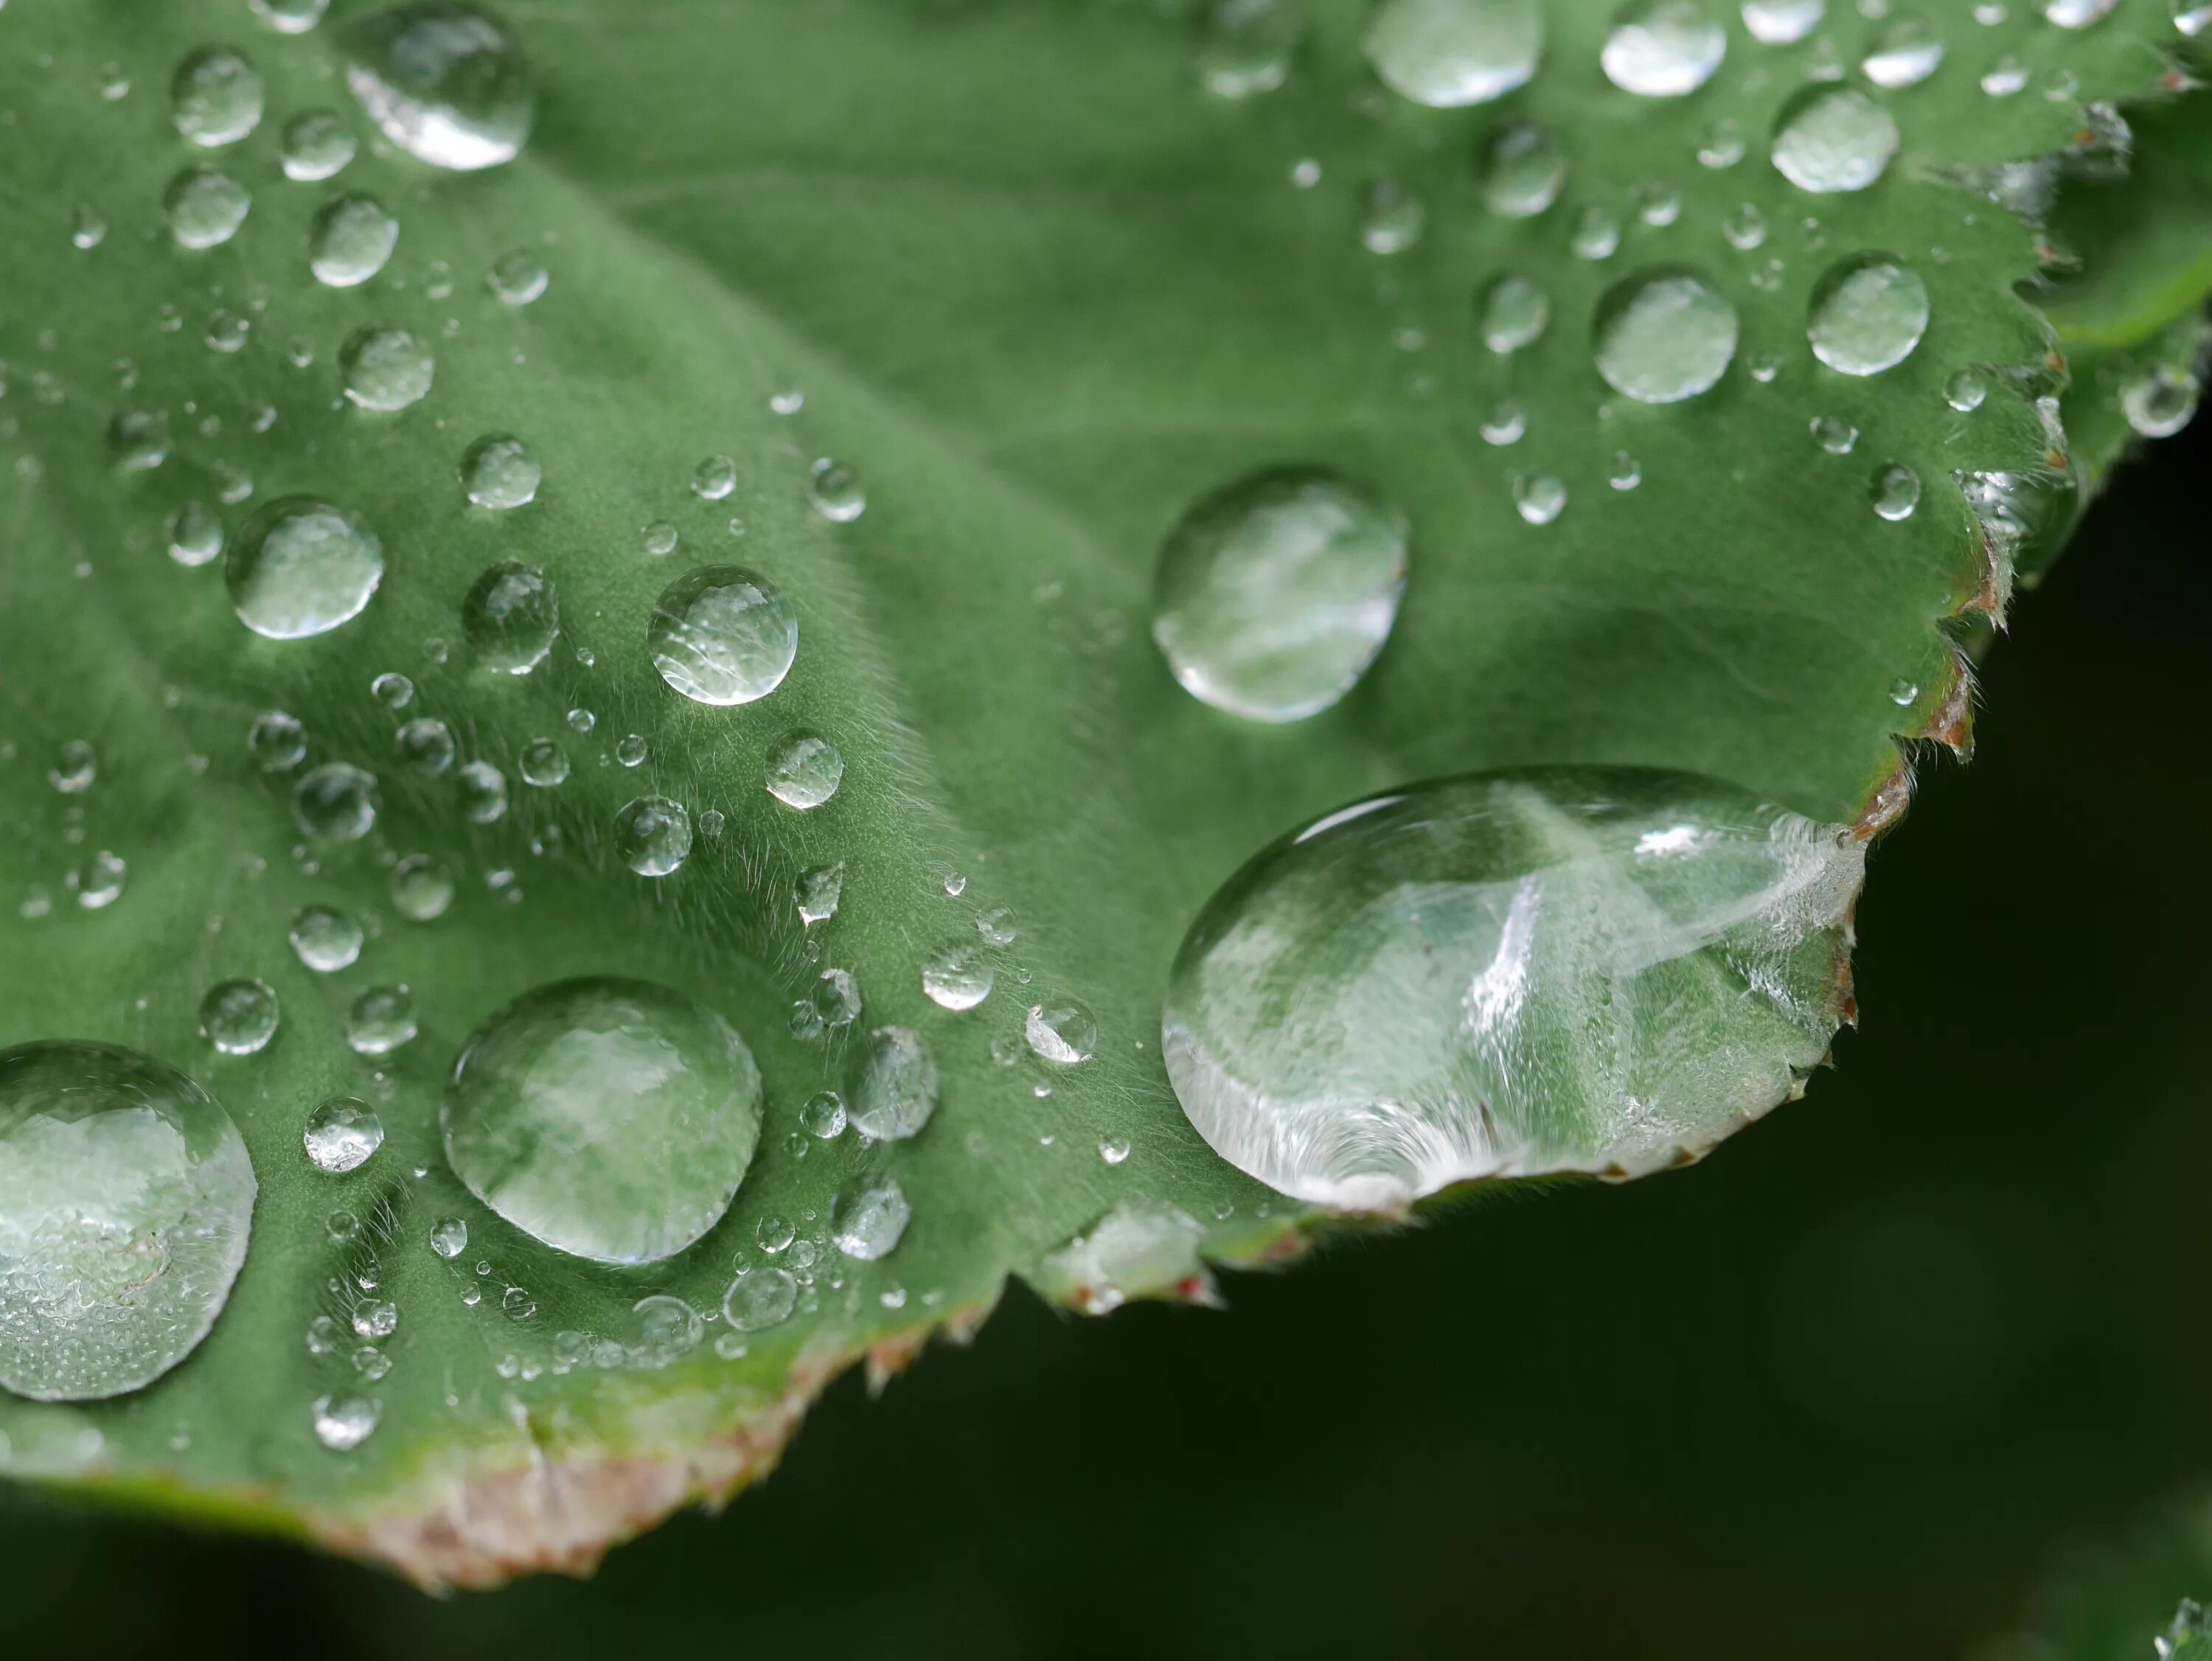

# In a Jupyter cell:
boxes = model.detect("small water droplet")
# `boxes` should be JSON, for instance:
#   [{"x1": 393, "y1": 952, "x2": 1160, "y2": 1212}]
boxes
[
  {"x1": 486, "y1": 247, "x2": 548, "y2": 303},
  {"x1": 921, "y1": 940, "x2": 996, "y2": 1011},
  {"x1": 312, "y1": 1395, "x2": 380, "y2": 1451},
  {"x1": 164, "y1": 166, "x2": 253, "y2": 248},
  {"x1": 308, "y1": 192, "x2": 399, "y2": 287},
  {"x1": 830, "y1": 1174, "x2": 911, "y2": 1261},
  {"x1": 460, "y1": 560, "x2": 558, "y2": 674},
  {"x1": 1868, "y1": 462, "x2": 1921, "y2": 519},
  {"x1": 647, "y1": 565, "x2": 799, "y2": 706},
  {"x1": 107, "y1": 411, "x2": 171, "y2": 473},
  {"x1": 801, "y1": 1090, "x2": 849, "y2": 1139},
  {"x1": 613, "y1": 796, "x2": 692, "y2": 876},
  {"x1": 172, "y1": 46, "x2": 264, "y2": 147},
  {"x1": 293, "y1": 761, "x2": 380, "y2": 840},
  {"x1": 428, "y1": 1216, "x2": 468, "y2": 1258},
  {"x1": 1697, "y1": 116, "x2": 1747, "y2": 168},
  {"x1": 975, "y1": 906, "x2": 1020, "y2": 946},
  {"x1": 304, "y1": 1097, "x2": 383, "y2": 1172},
  {"x1": 2044, "y1": 0, "x2": 2115, "y2": 24},
  {"x1": 1198, "y1": 0, "x2": 1304, "y2": 97},
  {"x1": 47, "y1": 739, "x2": 97, "y2": 795},
  {"x1": 253, "y1": 0, "x2": 330, "y2": 32},
  {"x1": 226, "y1": 498, "x2": 383, "y2": 640},
  {"x1": 518, "y1": 739, "x2": 569, "y2": 787},
  {"x1": 290, "y1": 905, "x2": 364, "y2": 971},
  {"x1": 281, "y1": 109, "x2": 356, "y2": 179},
  {"x1": 164, "y1": 501, "x2": 225, "y2": 568},
  {"x1": 1512, "y1": 473, "x2": 1567, "y2": 524},
  {"x1": 341, "y1": 3, "x2": 535, "y2": 170},
  {"x1": 71, "y1": 203, "x2": 107, "y2": 250},
  {"x1": 690, "y1": 455, "x2": 739, "y2": 501},
  {"x1": 1888, "y1": 676, "x2": 1919, "y2": 706},
  {"x1": 1722, "y1": 202, "x2": 1768, "y2": 250},
  {"x1": 1361, "y1": 0, "x2": 1543, "y2": 108},
  {"x1": 1479, "y1": 119, "x2": 1567, "y2": 217},
  {"x1": 248, "y1": 711, "x2": 306, "y2": 772},
  {"x1": 2121, "y1": 363, "x2": 2200, "y2": 438},
  {"x1": 74, "y1": 850, "x2": 128, "y2": 910},
  {"x1": 1603, "y1": 0, "x2": 1726, "y2": 97},
  {"x1": 1807, "y1": 254, "x2": 1927, "y2": 375},
  {"x1": 390, "y1": 852, "x2": 456, "y2": 919},
  {"x1": 765, "y1": 732, "x2": 844, "y2": 808},
  {"x1": 1026, "y1": 997, "x2": 1098, "y2": 1065},
  {"x1": 1098, "y1": 1137, "x2": 1132, "y2": 1166},
  {"x1": 1810, "y1": 414, "x2": 1857, "y2": 453},
  {"x1": 1608, "y1": 450, "x2": 1643, "y2": 490},
  {"x1": 1861, "y1": 14, "x2": 1944, "y2": 85},
  {"x1": 1742, "y1": 0, "x2": 1824, "y2": 42},
  {"x1": 807, "y1": 458, "x2": 866, "y2": 522},
  {"x1": 723, "y1": 1265, "x2": 797, "y2": 1331},
  {"x1": 1478, "y1": 273, "x2": 1549, "y2": 352},
  {"x1": 339, "y1": 326, "x2": 434, "y2": 411},
  {"x1": 1357, "y1": 178, "x2": 1426, "y2": 254},
  {"x1": 200, "y1": 979, "x2": 280, "y2": 1054},
  {"x1": 1980, "y1": 53, "x2": 2028, "y2": 96},
  {"x1": 796, "y1": 862, "x2": 844, "y2": 925},
  {"x1": 1943, "y1": 369, "x2": 1987, "y2": 412},
  {"x1": 345, "y1": 986, "x2": 417, "y2": 1055},
  {"x1": 370, "y1": 671, "x2": 414, "y2": 711}
]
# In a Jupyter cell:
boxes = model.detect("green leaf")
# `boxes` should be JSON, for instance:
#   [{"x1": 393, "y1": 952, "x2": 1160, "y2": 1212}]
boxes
[{"x1": 0, "y1": 0, "x2": 2195, "y2": 1582}]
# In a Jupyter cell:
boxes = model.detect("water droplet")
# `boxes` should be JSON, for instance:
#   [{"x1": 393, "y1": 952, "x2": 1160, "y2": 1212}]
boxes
[
  {"x1": 444, "y1": 978, "x2": 765, "y2": 1264},
  {"x1": 830, "y1": 1174, "x2": 911, "y2": 1261},
  {"x1": 691, "y1": 454, "x2": 738, "y2": 501},
  {"x1": 1479, "y1": 120, "x2": 1567, "y2": 217},
  {"x1": 389, "y1": 852, "x2": 456, "y2": 921},
  {"x1": 1714, "y1": 201, "x2": 1764, "y2": 252},
  {"x1": 1742, "y1": 0, "x2": 1823, "y2": 42},
  {"x1": 304, "y1": 1097, "x2": 383, "y2": 1172},
  {"x1": 226, "y1": 497, "x2": 384, "y2": 641},
  {"x1": 647, "y1": 565, "x2": 799, "y2": 706},
  {"x1": 71, "y1": 203, "x2": 107, "y2": 250},
  {"x1": 1037, "y1": 1199, "x2": 1208, "y2": 1314},
  {"x1": 293, "y1": 761, "x2": 380, "y2": 841},
  {"x1": 108, "y1": 410, "x2": 171, "y2": 473},
  {"x1": 1602, "y1": 0, "x2": 1726, "y2": 97},
  {"x1": 2044, "y1": 0, "x2": 2115, "y2": 24},
  {"x1": 1198, "y1": 0, "x2": 1304, "y2": 97},
  {"x1": 1980, "y1": 54, "x2": 2028, "y2": 96},
  {"x1": 1098, "y1": 1137, "x2": 1132, "y2": 1166},
  {"x1": 394, "y1": 716, "x2": 456, "y2": 776},
  {"x1": 1562, "y1": 206, "x2": 1621, "y2": 265},
  {"x1": 2121, "y1": 364, "x2": 2200, "y2": 438},
  {"x1": 1944, "y1": 369, "x2": 1987, "y2": 412},
  {"x1": 371, "y1": 671, "x2": 414, "y2": 711},
  {"x1": 723, "y1": 1265, "x2": 797, "y2": 1331},
  {"x1": 628, "y1": 1294, "x2": 702, "y2": 1367},
  {"x1": 1770, "y1": 85, "x2": 1897, "y2": 195},
  {"x1": 254, "y1": 0, "x2": 331, "y2": 30},
  {"x1": 1697, "y1": 116, "x2": 1747, "y2": 168},
  {"x1": 1361, "y1": 0, "x2": 1543, "y2": 108},
  {"x1": 164, "y1": 166, "x2": 253, "y2": 248},
  {"x1": 1810, "y1": 414, "x2": 1857, "y2": 453},
  {"x1": 566, "y1": 707, "x2": 596, "y2": 737},
  {"x1": 1860, "y1": 14, "x2": 1944, "y2": 86},
  {"x1": 307, "y1": 1314, "x2": 344, "y2": 1356},
  {"x1": 512, "y1": 739, "x2": 567, "y2": 788},
  {"x1": 341, "y1": 3, "x2": 535, "y2": 170},
  {"x1": 1512, "y1": 473, "x2": 1567, "y2": 524},
  {"x1": 1868, "y1": 462, "x2": 1920, "y2": 520},
  {"x1": 281, "y1": 109, "x2": 357, "y2": 179},
  {"x1": 1888, "y1": 677, "x2": 1919, "y2": 706},
  {"x1": 1607, "y1": 450, "x2": 1643, "y2": 490},
  {"x1": 1592, "y1": 268, "x2": 1739, "y2": 403},
  {"x1": 1357, "y1": 178, "x2": 1426, "y2": 254},
  {"x1": 1634, "y1": 180, "x2": 1682, "y2": 226},
  {"x1": 74, "y1": 851, "x2": 128, "y2": 910},
  {"x1": 919, "y1": 941, "x2": 996, "y2": 1011},
  {"x1": 428, "y1": 1216, "x2": 467, "y2": 1257},
  {"x1": 2177, "y1": 0, "x2": 2212, "y2": 36},
  {"x1": 47, "y1": 739, "x2": 97, "y2": 795},
  {"x1": 765, "y1": 732, "x2": 844, "y2": 809},
  {"x1": 486, "y1": 247, "x2": 547, "y2": 303},
  {"x1": 312, "y1": 1394, "x2": 380, "y2": 1451},
  {"x1": 975, "y1": 906, "x2": 1019, "y2": 946},
  {"x1": 611, "y1": 796, "x2": 691, "y2": 877},
  {"x1": 346, "y1": 986, "x2": 417, "y2": 1055},
  {"x1": 200, "y1": 979, "x2": 280, "y2": 1055},
  {"x1": 339, "y1": 325, "x2": 434, "y2": 411},
  {"x1": 801, "y1": 1090, "x2": 848, "y2": 1138},
  {"x1": 164, "y1": 501, "x2": 224, "y2": 569},
  {"x1": 1026, "y1": 997, "x2": 1098, "y2": 1065},
  {"x1": 1807, "y1": 254, "x2": 1927, "y2": 375},
  {"x1": 1161, "y1": 768, "x2": 1863, "y2": 1206},
  {"x1": 796, "y1": 862, "x2": 844, "y2": 925},
  {"x1": 204, "y1": 309, "x2": 251, "y2": 354},
  {"x1": 460, "y1": 560, "x2": 558, "y2": 674},
  {"x1": 0, "y1": 1042, "x2": 256, "y2": 1400},
  {"x1": 807, "y1": 458, "x2": 866, "y2": 523},
  {"x1": 248, "y1": 711, "x2": 306, "y2": 772},
  {"x1": 1150, "y1": 467, "x2": 1408, "y2": 725},
  {"x1": 290, "y1": 905, "x2": 364, "y2": 971},
  {"x1": 1478, "y1": 273, "x2": 1549, "y2": 352},
  {"x1": 309, "y1": 192, "x2": 399, "y2": 287},
  {"x1": 352, "y1": 1300, "x2": 398, "y2": 1341},
  {"x1": 172, "y1": 46, "x2": 264, "y2": 147}
]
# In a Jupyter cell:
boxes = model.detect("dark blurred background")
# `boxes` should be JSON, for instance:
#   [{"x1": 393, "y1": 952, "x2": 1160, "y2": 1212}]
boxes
[{"x1": 4, "y1": 421, "x2": 2205, "y2": 1660}]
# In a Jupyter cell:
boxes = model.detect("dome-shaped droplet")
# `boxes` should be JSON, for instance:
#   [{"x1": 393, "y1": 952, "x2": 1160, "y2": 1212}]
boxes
[
  {"x1": 1770, "y1": 85, "x2": 1897, "y2": 194},
  {"x1": 313, "y1": 1395, "x2": 380, "y2": 1449},
  {"x1": 167, "y1": 501, "x2": 225, "y2": 568},
  {"x1": 290, "y1": 905, "x2": 364, "y2": 971},
  {"x1": 1478, "y1": 273, "x2": 1549, "y2": 352},
  {"x1": 1868, "y1": 462, "x2": 1921, "y2": 520},
  {"x1": 1809, "y1": 414, "x2": 1857, "y2": 453},
  {"x1": 1860, "y1": 15, "x2": 1944, "y2": 86},
  {"x1": 796, "y1": 862, "x2": 844, "y2": 925},
  {"x1": 1807, "y1": 254, "x2": 1927, "y2": 375},
  {"x1": 1741, "y1": 0, "x2": 1823, "y2": 43},
  {"x1": 304, "y1": 1097, "x2": 383, "y2": 1173},
  {"x1": 1357, "y1": 178, "x2": 1427, "y2": 254},
  {"x1": 226, "y1": 497, "x2": 383, "y2": 639},
  {"x1": 690, "y1": 454, "x2": 738, "y2": 501},
  {"x1": 807, "y1": 458, "x2": 866, "y2": 523},
  {"x1": 519, "y1": 739, "x2": 568, "y2": 787},
  {"x1": 1361, "y1": 0, "x2": 1543, "y2": 108},
  {"x1": 307, "y1": 192, "x2": 399, "y2": 287},
  {"x1": 849, "y1": 1026, "x2": 939, "y2": 1140},
  {"x1": 922, "y1": 941, "x2": 996, "y2": 1011},
  {"x1": 108, "y1": 411, "x2": 171, "y2": 473},
  {"x1": 1150, "y1": 466, "x2": 1408, "y2": 725},
  {"x1": 1944, "y1": 369, "x2": 1987, "y2": 411},
  {"x1": 172, "y1": 46, "x2": 264, "y2": 147},
  {"x1": 1197, "y1": 0, "x2": 1304, "y2": 97},
  {"x1": 765, "y1": 732, "x2": 844, "y2": 808},
  {"x1": 2044, "y1": 0, "x2": 2116, "y2": 24},
  {"x1": 830, "y1": 1173, "x2": 911, "y2": 1261},
  {"x1": 253, "y1": 0, "x2": 331, "y2": 32},
  {"x1": 1479, "y1": 120, "x2": 1567, "y2": 217},
  {"x1": 200, "y1": 979, "x2": 281, "y2": 1054},
  {"x1": 339, "y1": 326, "x2": 434, "y2": 411},
  {"x1": 461, "y1": 559, "x2": 557, "y2": 672},
  {"x1": 1161, "y1": 767, "x2": 1863, "y2": 1208},
  {"x1": 614, "y1": 796, "x2": 692, "y2": 877},
  {"x1": 1592, "y1": 268, "x2": 1739, "y2": 403},
  {"x1": 442, "y1": 977, "x2": 764, "y2": 1264},
  {"x1": 281, "y1": 110, "x2": 357, "y2": 179},
  {"x1": 458, "y1": 759, "x2": 508, "y2": 823},
  {"x1": 0, "y1": 1042, "x2": 255, "y2": 1401},
  {"x1": 723, "y1": 1266, "x2": 797, "y2": 1331},
  {"x1": 396, "y1": 717, "x2": 456, "y2": 775},
  {"x1": 345, "y1": 986, "x2": 417, "y2": 1055},
  {"x1": 647, "y1": 565, "x2": 799, "y2": 706},
  {"x1": 1571, "y1": 203, "x2": 1623, "y2": 260},
  {"x1": 1512, "y1": 473, "x2": 1566, "y2": 525},
  {"x1": 2121, "y1": 364, "x2": 2200, "y2": 437},
  {"x1": 1601, "y1": 0, "x2": 1725, "y2": 97},
  {"x1": 292, "y1": 761, "x2": 380, "y2": 841},
  {"x1": 391, "y1": 853, "x2": 456, "y2": 920},
  {"x1": 1026, "y1": 997, "x2": 1099, "y2": 1065},
  {"x1": 486, "y1": 247, "x2": 547, "y2": 303},
  {"x1": 164, "y1": 166, "x2": 251, "y2": 249},
  {"x1": 340, "y1": 3, "x2": 535, "y2": 170},
  {"x1": 248, "y1": 710, "x2": 307, "y2": 772}
]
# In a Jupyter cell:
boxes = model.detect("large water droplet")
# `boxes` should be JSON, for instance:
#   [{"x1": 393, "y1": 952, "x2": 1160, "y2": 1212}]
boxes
[
  {"x1": 1197, "y1": 0, "x2": 1304, "y2": 97},
  {"x1": 1362, "y1": 0, "x2": 1542, "y2": 107},
  {"x1": 765, "y1": 732, "x2": 844, "y2": 808},
  {"x1": 1161, "y1": 768, "x2": 1863, "y2": 1207},
  {"x1": 1807, "y1": 254, "x2": 1928, "y2": 375},
  {"x1": 0, "y1": 1042, "x2": 255, "y2": 1401},
  {"x1": 1741, "y1": 0, "x2": 1823, "y2": 43},
  {"x1": 614, "y1": 796, "x2": 692, "y2": 877},
  {"x1": 172, "y1": 46, "x2": 264, "y2": 147},
  {"x1": 1150, "y1": 467, "x2": 1408, "y2": 725},
  {"x1": 341, "y1": 3, "x2": 535, "y2": 170},
  {"x1": 339, "y1": 325, "x2": 434, "y2": 411},
  {"x1": 280, "y1": 110, "x2": 357, "y2": 180},
  {"x1": 462, "y1": 560, "x2": 558, "y2": 672},
  {"x1": 1592, "y1": 268, "x2": 1739, "y2": 403},
  {"x1": 226, "y1": 497, "x2": 383, "y2": 639},
  {"x1": 1601, "y1": 0, "x2": 1725, "y2": 97},
  {"x1": 442, "y1": 978, "x2": 764, "y2": 1264},
  {"x1": 1861, "y1": 15, "x2": 1945, "y2": 86},
  {"x1": 1479, "y1": 120, "x2": 1567, "y2": 217},
  {"x1": 293, "y1": 761, "x2": 380, "y2": 841},
  {"x1": 1770, "y1": 85, "x2": 1897, "y2": 193},
  {"x1": 200, "y1": 979, "x2": 281, "y2": 1055},
  {"x1": 164, "y1": 166, "x2": 251, "y2": 249},
  {"x1": 849, "y1": 1026, "x2": 939, "y2": 1140},
  {"x1": 304, "y1": 1097, "x2": 383, "y2": 1173},
  {"x1": 647, "y1": 565, "x2": 799, "y2": 706},
  {"x1": 830, "y1": 1173, "x2": 911, "y2": 1261},
  {"x1": 308, "y1": 192, "x2": 400, "y2": 287}
]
